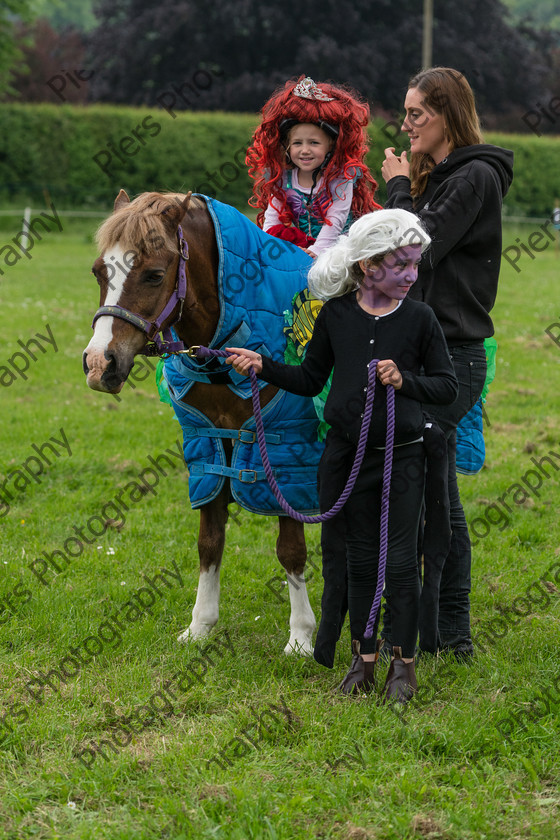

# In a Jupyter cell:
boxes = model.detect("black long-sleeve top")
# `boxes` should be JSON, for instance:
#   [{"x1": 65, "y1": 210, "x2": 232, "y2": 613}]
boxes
[
  {"x1": 261, "y1": 293, "x2": 458, "y2": 448},
  {"x1": 384, "y1": 144, "x2": 514, "y2": 344}
]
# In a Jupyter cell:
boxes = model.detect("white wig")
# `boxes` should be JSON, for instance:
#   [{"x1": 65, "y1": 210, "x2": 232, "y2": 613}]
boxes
[{"x1": 308, "y1": 208, "x2": 431, "y2": 300}]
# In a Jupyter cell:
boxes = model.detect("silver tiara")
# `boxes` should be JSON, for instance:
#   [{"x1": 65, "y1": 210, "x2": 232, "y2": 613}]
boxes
[{"x1": 292, "y1": 77, "x2": 334, "y2": 102}]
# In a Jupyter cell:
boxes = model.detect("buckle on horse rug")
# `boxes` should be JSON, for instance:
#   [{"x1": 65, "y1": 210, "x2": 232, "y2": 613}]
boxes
[{"x1": 239, "y1": 469, "x2": 258, "y2": 483}]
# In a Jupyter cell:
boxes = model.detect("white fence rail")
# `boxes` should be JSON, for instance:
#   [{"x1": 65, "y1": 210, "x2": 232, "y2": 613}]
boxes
[
  {"x1": 0, "y1": 209, "x2": 108, "y2": 218},
  {"x1": 0, "y1": 208, "x2": 556, "y2": 225}
]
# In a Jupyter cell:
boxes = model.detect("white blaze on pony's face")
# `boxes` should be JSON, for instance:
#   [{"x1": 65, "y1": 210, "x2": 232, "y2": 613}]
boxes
[
  {"x1": 83, "y1": 242, "x2": 140, "y2": 392},
  {"x1": 86, "y1": 244, "x2": 130, "y2": 354}
]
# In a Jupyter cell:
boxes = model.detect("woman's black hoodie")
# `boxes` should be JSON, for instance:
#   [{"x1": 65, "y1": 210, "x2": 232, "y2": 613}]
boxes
[{"x1": 384, "y1": 144, "x2": 514, "y2": 345}]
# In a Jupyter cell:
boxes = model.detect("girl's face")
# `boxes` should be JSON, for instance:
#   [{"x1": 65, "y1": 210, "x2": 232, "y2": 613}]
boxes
[
  {"x1": 402, "y1": 87, "x2": 450, "y2": 164},
  {"x1": 286, "y1": 123, "x2": 332, "y2": 174},
  {"x1": 359, "y1": 244, "x2": 423, "y2": 303}
]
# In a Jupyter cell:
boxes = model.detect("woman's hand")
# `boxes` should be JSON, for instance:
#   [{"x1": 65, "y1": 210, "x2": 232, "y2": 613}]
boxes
[
  {"x1": 377, "y1": 359, "x2": 403, "y2": 389},
  {"x1": 225, "y1": 347, "x2": 263, "y2": 377},
  {"x1": 381, "y1": 148, "x2": 410, "y2": 184}
]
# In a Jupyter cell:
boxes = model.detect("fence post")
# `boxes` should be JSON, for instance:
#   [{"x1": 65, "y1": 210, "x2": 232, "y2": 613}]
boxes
[{"x1": 20, "y1": 207, "x2": 32, "y2": 250}]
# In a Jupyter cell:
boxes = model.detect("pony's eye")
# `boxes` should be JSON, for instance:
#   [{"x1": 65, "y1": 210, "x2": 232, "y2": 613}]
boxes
[{"x1": 143, "y1": 271, "x2": 165, "y2": 285}]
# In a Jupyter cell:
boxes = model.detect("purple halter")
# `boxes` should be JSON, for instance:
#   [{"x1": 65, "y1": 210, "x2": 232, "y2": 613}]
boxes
[
  {"x1": 91, "y1": 225, "x2": 189, "y2": 357},
  {"x1": 193, "y1": 345, "x2": 395, "y2": 641}
]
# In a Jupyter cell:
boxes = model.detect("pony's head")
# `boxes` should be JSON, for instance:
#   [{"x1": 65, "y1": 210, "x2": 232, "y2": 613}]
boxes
[{"x1": 83, "y1": 190, "x2": 192, "y2": 392}]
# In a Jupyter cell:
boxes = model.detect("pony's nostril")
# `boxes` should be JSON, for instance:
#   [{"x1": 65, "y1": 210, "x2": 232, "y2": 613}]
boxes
[
  {"x1": 104, "y1": 350, "x2": 117, "y2": 374},
  {"x1": 82, "y1": 352, "x2": 90, "y2": 375}
]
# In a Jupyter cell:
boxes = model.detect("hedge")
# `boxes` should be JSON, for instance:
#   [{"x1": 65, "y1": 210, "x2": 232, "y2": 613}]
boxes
[
  {"x1": 370, "y1": 125, "x2": 560, "y2": 219},
  {"x1": 0, "y1": 104, "x2": 258, "y2": 211},
  {"x1": 0, "y1": 103, "x2": 559, "y2": 218}
]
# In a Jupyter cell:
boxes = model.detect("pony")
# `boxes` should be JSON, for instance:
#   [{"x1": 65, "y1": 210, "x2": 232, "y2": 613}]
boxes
[{"x1": 83, "y1": 190, "x2": 321, "y2": 655}]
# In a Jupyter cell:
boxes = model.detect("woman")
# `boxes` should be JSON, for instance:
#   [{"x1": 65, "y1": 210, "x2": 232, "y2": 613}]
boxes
[
  {"x1": 381, "y1": 66, "x2": 514, "y2": 659},
  {"x1": 227, "y1": 209, "x2": 458, "y2": 700}
]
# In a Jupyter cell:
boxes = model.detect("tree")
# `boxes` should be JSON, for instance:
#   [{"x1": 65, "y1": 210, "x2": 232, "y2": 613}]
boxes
[
  {"x1": 8, "y1": 19, "x2": 88, "y2": 103},
  {"x1": 0, "y1": 0, "x2": 37, "y2": 97},
  {"x1": 84, "y1": 0, "x2": 556, "y2": 126},
  {"x1": 33, "y1": 0, "x2": 96, "y2": 31},
  {"x1": 502, "y1": 0, "x2": 560, "y2": 30}
]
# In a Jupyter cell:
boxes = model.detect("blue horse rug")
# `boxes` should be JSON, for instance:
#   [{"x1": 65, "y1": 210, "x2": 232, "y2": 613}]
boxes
[{"x1": 162, "y1": 196, "x2": 324, "y2": 515}]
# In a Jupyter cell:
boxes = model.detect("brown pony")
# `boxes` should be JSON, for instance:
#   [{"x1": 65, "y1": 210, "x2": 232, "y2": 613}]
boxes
[{"x1": 83, "y1": 190, "x2": 316, "y2": 655}]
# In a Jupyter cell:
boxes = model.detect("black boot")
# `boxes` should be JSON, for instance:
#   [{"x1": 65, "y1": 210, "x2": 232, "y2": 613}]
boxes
[
  {"x1": 381, "y1": 646, "x2": 417, "y2": 704},
  {"x1": 338, "y1": 640, "x2": 377, "y2": 696}
]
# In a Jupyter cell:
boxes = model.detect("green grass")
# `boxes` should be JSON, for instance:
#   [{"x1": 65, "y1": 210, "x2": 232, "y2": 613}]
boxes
[{"x1": 0, "y1": 217, "x2": 559, "y2": 839}]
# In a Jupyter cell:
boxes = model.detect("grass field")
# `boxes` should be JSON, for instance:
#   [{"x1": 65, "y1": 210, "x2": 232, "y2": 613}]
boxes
[{"x1": 0, "y1": 213, "x2": 559, "y2": 840}]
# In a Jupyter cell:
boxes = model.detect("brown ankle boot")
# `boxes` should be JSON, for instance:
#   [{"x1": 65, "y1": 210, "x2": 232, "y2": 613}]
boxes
[
  {"x1": 338, "y1": 640, "x2": 377, "y2": 696},
  {"x1": 381, "y1": 646, "x2": 417, "y2": 704}
]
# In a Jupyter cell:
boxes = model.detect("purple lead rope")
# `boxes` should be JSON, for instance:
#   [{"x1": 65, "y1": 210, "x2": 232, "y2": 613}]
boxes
[{"x1": 193, "y1": 346, "x2": 395, "y2": 640}]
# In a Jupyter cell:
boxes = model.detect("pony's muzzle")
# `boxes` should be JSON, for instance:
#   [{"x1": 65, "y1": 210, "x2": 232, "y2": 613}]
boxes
[{"x1": 82, "y1": 347, "x2": 129, "y2": 393}]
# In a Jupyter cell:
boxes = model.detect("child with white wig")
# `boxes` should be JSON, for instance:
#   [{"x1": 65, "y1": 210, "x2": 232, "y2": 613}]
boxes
[
  {"x1": 308, "y1": 208, "x2": 431, "y2": 300},
  {"x1": 227, "y1": 208, "x2": 457, "y2": 702}
]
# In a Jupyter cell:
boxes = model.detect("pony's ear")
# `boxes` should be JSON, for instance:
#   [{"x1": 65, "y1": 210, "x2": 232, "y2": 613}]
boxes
[
  {"x1": 161, "y1": 192, "x2": 192, "y2": 229},
  {"x1": 114, "y1": 190, "x2": 130, "y2": 211}
]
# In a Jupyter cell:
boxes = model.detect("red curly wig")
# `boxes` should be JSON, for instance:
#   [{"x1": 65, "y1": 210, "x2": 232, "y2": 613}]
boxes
[{"x1": 247, "y1": 76, "x2": 381, "y2": 228}]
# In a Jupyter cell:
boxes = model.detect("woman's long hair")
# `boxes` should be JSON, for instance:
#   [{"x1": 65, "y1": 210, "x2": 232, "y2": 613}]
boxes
[
  {"x1": 408, "y1": 67, "x2": 484, "y2": 197},
  {"x1": 247, "y1": 76, "x2": 381, "y2": 227},
  {"x1": 308, "y1": 208, "x2": 431, "y2": 300}
]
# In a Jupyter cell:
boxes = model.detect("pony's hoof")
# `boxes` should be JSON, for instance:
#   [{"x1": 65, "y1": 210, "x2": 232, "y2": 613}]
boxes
[
  {"x1": 284, "y1": 637, "x2": 314, "y2": 657},
  {"x1": 177, "y1": 624, "x2": 213, "y2": 644}
]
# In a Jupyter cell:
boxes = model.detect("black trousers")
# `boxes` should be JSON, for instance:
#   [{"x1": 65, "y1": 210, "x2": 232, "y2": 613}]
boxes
[
  {"x1": 381, "y1": 343, "x2": 487, "y2": 651},
  {"x1": 422, "y1": 343, "x2": 487, "y2": 647},
  {"x1": 314, "y1": 433, "x2": 424, "y2": 661}
]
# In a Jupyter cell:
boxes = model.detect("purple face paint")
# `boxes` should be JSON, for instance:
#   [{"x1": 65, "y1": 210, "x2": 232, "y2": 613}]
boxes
[{"x1": 357, "y1": 244, "x2": 422, "y2": 312}]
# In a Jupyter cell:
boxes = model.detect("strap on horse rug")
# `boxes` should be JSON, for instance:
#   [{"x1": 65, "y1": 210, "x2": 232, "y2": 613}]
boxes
[
  {"x1": 161, "y1": 196, "x2": 324, "y2": 514},
  {"x1": 455, "y1": 337, "x2": 497, "y2": 476}
]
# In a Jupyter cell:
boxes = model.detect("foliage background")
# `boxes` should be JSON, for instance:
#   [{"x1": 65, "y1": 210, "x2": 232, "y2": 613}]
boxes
[
  {"x1": 0, "y1": 104, "x2": 558, "y2": 217},
  {"x1": 3, "y1": 0, "x2": 560, "y2": 134}
]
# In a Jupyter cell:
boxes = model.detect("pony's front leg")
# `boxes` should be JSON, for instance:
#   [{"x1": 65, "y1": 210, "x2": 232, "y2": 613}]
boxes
[
  {"x1": 177, "y1": 486, "x2": 229, "y2": 644},
  {"x1": 277, "y1": 517, "x2": 316, "y2": 656}
]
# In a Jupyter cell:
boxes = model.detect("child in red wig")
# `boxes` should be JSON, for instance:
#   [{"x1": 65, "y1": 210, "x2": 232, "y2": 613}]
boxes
[{"x1": 247, "y1": 76, "x2": 381, "y2": 257}]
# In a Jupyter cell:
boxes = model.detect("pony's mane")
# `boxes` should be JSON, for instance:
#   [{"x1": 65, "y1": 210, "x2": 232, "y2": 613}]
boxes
[{"x1": 96, "y1": 192, "x2": 204, "y2": 256}]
